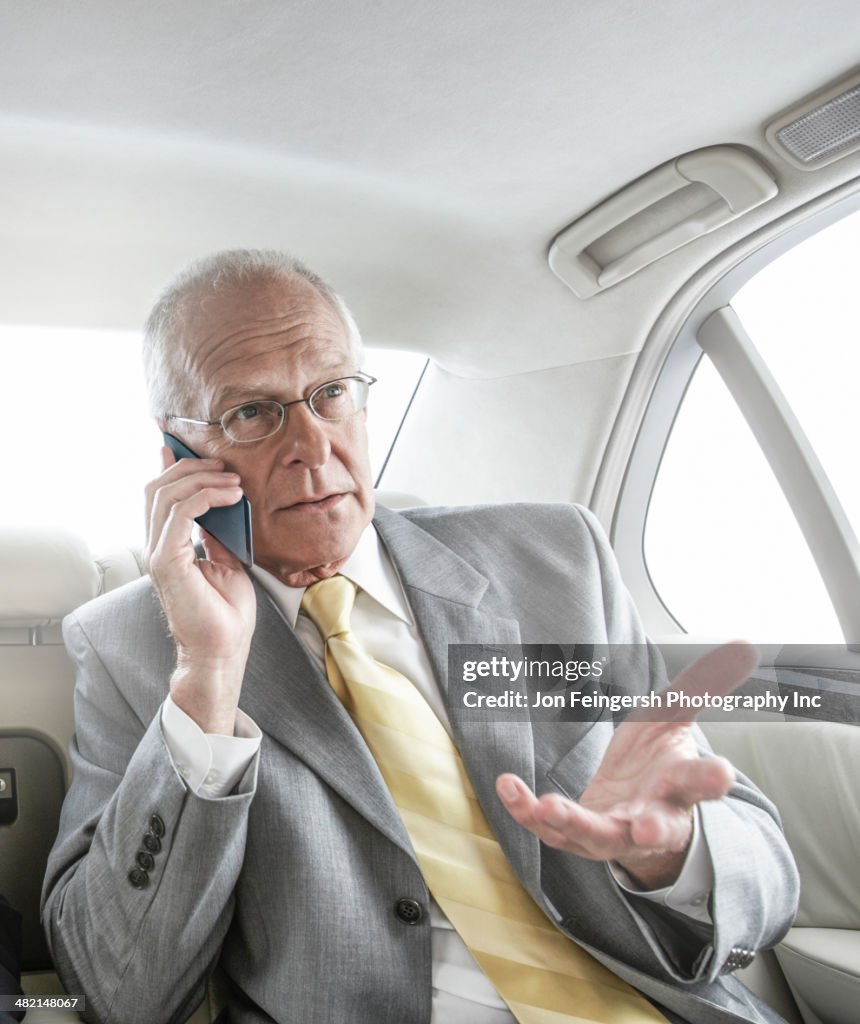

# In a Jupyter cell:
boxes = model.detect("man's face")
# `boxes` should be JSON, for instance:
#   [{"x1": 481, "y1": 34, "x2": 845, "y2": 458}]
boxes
[{"x1": 173, "y1": 277, "x2": 375, "y2": 586}]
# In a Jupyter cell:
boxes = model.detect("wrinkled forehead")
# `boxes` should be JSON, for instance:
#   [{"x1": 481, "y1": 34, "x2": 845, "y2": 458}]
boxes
[{"x1": 175, "y1": 277, "x2": 353, "y2": 402}]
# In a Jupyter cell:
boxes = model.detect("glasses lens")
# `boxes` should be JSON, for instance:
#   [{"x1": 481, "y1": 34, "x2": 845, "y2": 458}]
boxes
[
  {"x1": 310, "y1": 378, "x2": 369, "y2": 420},
  {"x1": 222, "y1": 401, "x2": 284, "y2": 442}
]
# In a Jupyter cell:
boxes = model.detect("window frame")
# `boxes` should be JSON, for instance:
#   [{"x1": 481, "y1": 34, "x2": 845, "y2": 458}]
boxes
[{"x1": 598, "y1": 179, "x2": 860, "y2": 643}]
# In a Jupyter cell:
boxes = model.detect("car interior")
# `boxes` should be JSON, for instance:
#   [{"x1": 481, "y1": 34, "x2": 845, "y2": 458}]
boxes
[{"x1": 2, "y1": 3, "x2": 859, "y2": 1022}]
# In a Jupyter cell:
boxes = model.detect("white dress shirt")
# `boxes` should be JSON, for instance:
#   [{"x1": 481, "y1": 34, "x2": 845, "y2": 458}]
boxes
[{"x1": 161, "y1": 523, "x2": 713, "y2": 1021}]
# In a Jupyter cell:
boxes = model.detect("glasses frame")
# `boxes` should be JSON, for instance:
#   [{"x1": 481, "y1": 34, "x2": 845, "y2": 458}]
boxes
[{"x1": 169, "y1": 372, "x2": 377, "y2": 444}]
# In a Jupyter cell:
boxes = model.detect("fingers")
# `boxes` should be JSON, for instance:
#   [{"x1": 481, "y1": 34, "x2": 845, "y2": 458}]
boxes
[
  {"x1": 674, "y1": 640, "x2": 759, "y2": 697},
  {"x1": 628, "y1": 811, "x2": 690, "y2": 851},
  {"x1": 661, "y1": 753, "x2": 735, "y2": 806},
  {"x1": 496, "y1": 774, "x2": 629, "y2": 859},
  {"x1": 496, "y1": 768, "x2": 716, "y2": 863},
  {"x1": 630, "y1": 641, "x2": 759, "y2": 726},
  {"x1": 147, "y1": 480, "x2": 254, "y2": 659},
  {"x1": 151, "y1": 484, "x2": 244, "y2": 568},
  {"x1": 146, "y1": 453, "x2": 230, "y2": 516},
  {"x1": 145, "y1": 454, "x2": 242, "y2": 565},
  {"x1": 199, "y1": 528, "x2": 244, "y2": 572}
]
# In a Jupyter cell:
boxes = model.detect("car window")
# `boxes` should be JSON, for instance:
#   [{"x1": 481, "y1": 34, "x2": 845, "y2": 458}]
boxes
[
  {"x1": 643, "y1": 207, "x2": 860, "y2": 641},
  {"x1": 732, "y1": 209, "x2": 860, "y2": 538},
  {"x1": 644, "y1": 357, "x2": 842, "y2": 640}
]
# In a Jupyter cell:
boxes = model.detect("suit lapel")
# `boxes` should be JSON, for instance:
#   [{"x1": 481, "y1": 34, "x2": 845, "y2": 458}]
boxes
[
  {"x1": 239, "y1": 506, "x2": 543, "y2": 892},
  {"x1": 374, "y1": 506, "x2": 542, "y2": 892},
  {"x1": 239, "y1": 575, "x2": 414, "y2": 858}
]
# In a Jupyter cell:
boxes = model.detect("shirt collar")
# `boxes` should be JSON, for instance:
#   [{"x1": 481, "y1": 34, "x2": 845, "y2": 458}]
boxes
[{"x1": 250, "y1": 522, "x2": 413, "y2": 628}]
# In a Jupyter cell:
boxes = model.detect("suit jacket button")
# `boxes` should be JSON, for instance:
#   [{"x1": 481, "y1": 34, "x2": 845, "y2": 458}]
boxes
[
  {"x1": 128, "y1": 867, "x2": 149, "y2": 890},
  {"x1": 149, "y1": 814, "x2": 166, "y2": 838},
  {"x1": 142, "y1": 831, "x2": 162, "y2": 854},
  {"x1": 136, "y1": 850, "x2": 156, "y2": 871},
  {"x1": 723, "y1": 946, "x2": 756, "y2": 973},
  {"x1": 395, "y1": 898, "x2": 423, "y2": 925}
]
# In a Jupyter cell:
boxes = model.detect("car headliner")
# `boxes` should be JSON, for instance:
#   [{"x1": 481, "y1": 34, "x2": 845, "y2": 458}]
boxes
[{"x1": 2, "y1": 0, "x2": 860, "y2": 376}]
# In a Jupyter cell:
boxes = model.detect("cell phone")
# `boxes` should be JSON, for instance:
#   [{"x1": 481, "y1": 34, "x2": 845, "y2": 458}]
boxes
[{"x1": 162, "y1": 432, "x2": 254, "y2": 567}]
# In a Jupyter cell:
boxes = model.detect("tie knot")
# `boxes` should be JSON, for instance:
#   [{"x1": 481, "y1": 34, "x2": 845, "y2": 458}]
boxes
[{"x1": 301, "y1": 574, "x2": 357, "y2": 641}]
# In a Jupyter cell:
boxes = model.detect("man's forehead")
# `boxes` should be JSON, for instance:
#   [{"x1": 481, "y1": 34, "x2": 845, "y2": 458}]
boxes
[
  {"x1": 172, "y1": 276, "x2": 354, "y2": 412},
  {"x1": 184, "y1": 276, "x2": 341, "y2": 334},
  {"x1": 176, "y1": 279, "x2": 350, "y2": 369}
]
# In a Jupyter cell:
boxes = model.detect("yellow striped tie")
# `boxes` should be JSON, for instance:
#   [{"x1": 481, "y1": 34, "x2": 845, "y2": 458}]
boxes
[{"x1": 301, "y1": 575, "x2": 668, "y2": 1023}]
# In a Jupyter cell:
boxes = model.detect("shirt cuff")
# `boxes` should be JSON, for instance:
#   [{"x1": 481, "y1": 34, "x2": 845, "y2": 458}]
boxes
[
  {"x1": 161, "y1": 694, "x2": 262, "y2": 798},
  {"x1": 608, "y1": 807, "x2": 713, "y2": 923}
]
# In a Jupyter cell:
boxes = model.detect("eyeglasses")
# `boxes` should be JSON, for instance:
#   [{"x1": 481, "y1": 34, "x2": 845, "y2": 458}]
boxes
[{"x1": 170, "y1": 372, "x2": 377, "y2": 444}]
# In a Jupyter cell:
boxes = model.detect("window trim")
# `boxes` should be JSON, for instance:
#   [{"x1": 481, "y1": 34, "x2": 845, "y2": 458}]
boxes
[
  {"x1": 698, "y1": 307, "x2": 860, "y2": 643},
  {"x1": 600, "y1": 178, "x2": 860, "y2": 640}
]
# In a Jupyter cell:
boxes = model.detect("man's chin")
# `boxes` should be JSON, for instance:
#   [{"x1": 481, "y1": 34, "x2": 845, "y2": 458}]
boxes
[
  {"x1": 260, "y1": 549, "x2": 353, "y2": 588},
  {"x1": 256, "y1": 513, "x2": 370, "y2": 584}
]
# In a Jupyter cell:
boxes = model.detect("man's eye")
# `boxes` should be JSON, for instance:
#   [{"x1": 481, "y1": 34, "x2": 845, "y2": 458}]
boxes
[
  {"x1": 234, "y1": 403, "x2": 260, "y2": 421},
  {"x1": 322, "y1": 382, "x2": 346, "y2": 398}
]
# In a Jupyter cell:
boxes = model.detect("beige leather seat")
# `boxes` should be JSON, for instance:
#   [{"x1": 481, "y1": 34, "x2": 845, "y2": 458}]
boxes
[
  {"x1": 660, "y1": 642, "x2": 859, "y2": 1024},
  {"x1": 703, "y1": 718, "x2": 860, "y2": 1024}
]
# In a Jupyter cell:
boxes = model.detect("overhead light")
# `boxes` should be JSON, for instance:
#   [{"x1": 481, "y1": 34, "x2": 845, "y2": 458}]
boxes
[{"x1": 767, "y1": 70, "x2": 860, "y2": 170}]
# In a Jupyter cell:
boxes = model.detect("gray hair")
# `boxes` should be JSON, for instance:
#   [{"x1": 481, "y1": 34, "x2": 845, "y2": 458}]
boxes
[{"x1": 142, "y1": 248, "x2": 363, "y2": 420}]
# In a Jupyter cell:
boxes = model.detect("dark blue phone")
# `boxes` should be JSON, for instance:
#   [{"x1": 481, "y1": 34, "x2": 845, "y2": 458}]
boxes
[{"x1": 162, "y1": 432, "x2": 254, "y2": 567}]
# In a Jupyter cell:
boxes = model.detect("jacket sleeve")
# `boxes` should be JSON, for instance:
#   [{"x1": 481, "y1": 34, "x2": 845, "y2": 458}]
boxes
[
  {"x1": 41, "y1": 611, "x2": 259, "y2": 1024},
  {"x1": 575, "y1": 505, "x2": 800, "y2": 985}
]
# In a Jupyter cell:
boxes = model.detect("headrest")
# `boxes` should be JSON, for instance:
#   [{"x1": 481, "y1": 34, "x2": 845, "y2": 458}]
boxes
[
  {"x1": 97, "y1": 547, "x2": 147, "y2": 593},
  {"x1": 0, "y1": 528, "x2": 101, "y2": 624}
]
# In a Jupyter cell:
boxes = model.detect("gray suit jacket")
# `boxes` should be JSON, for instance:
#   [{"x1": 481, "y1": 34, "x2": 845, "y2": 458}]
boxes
[{"x1": 42, "y1": 504, "x2": 798, "y2": 1024}]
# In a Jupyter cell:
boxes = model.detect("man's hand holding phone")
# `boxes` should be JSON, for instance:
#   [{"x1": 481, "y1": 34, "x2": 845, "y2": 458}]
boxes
[{"x1": 144, "y1": 447, "x2": 257, "y2": 735}]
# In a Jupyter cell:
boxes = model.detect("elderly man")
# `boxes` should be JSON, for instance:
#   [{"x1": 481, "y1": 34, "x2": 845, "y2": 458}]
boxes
[{"x1": 43, "y1": 250, "x2": 797, "y2": 1024}]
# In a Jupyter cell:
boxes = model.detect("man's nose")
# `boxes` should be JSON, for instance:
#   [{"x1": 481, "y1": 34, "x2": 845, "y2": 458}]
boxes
[{"x1": 275, "y1": 402, "x2": 332, "y2": 469}]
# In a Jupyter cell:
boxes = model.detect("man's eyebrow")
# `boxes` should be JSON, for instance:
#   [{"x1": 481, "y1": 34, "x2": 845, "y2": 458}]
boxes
[
  {"x1": 213, "y1": 383, "x2": 273, "y2": 408},
  {"x1": 212, "y1": 365, "x2": 357, "y2": 410}
]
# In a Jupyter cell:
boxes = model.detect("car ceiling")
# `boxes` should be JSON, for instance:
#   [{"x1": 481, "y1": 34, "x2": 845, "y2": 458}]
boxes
[{"x1": 3, "y1": 0, "x2": 860, "y2": 376}]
